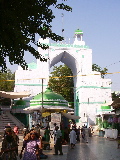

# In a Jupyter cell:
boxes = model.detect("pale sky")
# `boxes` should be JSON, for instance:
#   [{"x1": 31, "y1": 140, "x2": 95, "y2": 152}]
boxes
[{"x1": 7, "y1": 0, "x2": 120, "y2": 91}]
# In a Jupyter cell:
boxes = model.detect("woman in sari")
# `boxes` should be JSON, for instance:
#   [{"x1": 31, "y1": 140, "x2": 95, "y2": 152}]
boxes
[{"x1": 19, "y1": 130, "x2": 42, "y2": 160}]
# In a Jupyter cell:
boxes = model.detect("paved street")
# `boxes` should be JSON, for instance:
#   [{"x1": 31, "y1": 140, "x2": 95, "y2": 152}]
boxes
[
  {"x1": 0, "y1": 133, "x2": 120, "y2": 160},
  {"x1": 66, "y1": 136, "x2": 120, "y2": 160}
]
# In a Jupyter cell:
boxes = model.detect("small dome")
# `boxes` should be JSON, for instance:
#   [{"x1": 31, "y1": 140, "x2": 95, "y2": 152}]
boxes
[
  {"x1": 32, "y1": 88, "x2": 65, "y2": 101},
  {"x1": 75, "y1": 29, "x2": 83, "y2": 34},
  {"x1": 30, "y1": 88, "x2": 68, "y2": 108},
  {"x1": 15, "y1": 100, "x2": 26, "y2": 105},
  {"x1": 12, "y1": 100, "x2": 27, "y2": 109}
]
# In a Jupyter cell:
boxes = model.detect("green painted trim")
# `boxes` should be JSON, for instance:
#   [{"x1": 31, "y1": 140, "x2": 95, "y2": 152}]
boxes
[
  {"x1": 31, "y1": 101, "x2": 67, "y2": 104},
  {"x1": 97, "y1": 109, "x2": 112, "y2": 112},
  {"x1": 39, "y1": 42, "x2": 89, "y2": 49},
  {"x1": 75, "y1": 29, "x2": 83, "y2": 34},
  {"x1": 12, "y1": 105, "x2": 28, "y2": 109},
  {"x1": 101, "y1": 106, "x2": 111, "y2": 109},
  {"x1": 15, "y1": 84, "x2": 47, "y2": 86},
  {"x1": 14, "y1": 100, "x2": 30, "y2": 102},
  {"x1": 75, "y1": 86, "x2": 111, "y2": 91},
  {"x1": 79, "y1": 102, "x2": 105, "y2": 104},
  {"x1": 75, "y1": 92, "x2": 79, "y2": 123},
  {"x1": 27, "y1": 62, "x2": 37, "y2": 70},
  {"x1": 30, "y1": 103, "x2": 67, "y2": 106},
  {"x1": 31, "y1": 100, "x2": 66, "y2": 103}
]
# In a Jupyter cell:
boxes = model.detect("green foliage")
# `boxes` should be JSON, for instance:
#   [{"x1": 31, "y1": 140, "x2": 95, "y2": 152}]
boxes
[
  {"x1": 111, "y1": 92, "x2": 120, "y2": 101},
  {"x1": 92, "y1": 64, "x2": 108, "y2": 78},
  {"x1": 49, "y1": 64, "x2": 74, "y2": 108},
  {"x1": 0, "y1": 69, "x2": 15, "y2": 91},
  {"x1": 0, "y1": 0, "x2": 72, "y2": 72}
]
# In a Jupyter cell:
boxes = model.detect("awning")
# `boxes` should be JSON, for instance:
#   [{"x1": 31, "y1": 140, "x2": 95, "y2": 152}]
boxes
[
  {"x1": 23, "y1": 105, "x2": 47, "y2": 113},
  {"x1": 0, "y1": 91, "x2": 31, "y2": 99},
  {"x1": 42, "y1": 112, "x2": 51, "y2": 117},
  {"x1": 61, "y1": 112, "x2": 80, "y2": 120},
  {"x1": 24, "y1": 105, "x2": 74, "y2": 113}
]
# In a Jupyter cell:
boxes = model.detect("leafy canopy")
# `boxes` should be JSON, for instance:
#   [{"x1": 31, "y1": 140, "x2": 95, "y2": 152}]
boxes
[
  {"x1": 49, "y1": 64, "x2": 74, "y2": 108},
  {"x1": 0, "y1": 0, "x2": 72, "y2": 72},
  {"x1": 111, "y1": 92, "x2": 120, "y2": 101},
  {"x1": 49, "y1": 63, "x2": 108, "y2": 108},
  {"x1": 92, "y1": 64, "x2": 108, "y2": 78},
  {"x1": 0, "y1": 69, "x2": 15, "y2": 91}
]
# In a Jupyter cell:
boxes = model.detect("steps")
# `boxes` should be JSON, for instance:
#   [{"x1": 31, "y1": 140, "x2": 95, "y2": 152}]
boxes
[
  {"x1": 0, "y1": 113, "x2": 16, "y2": 132},
  {"x1": 0, "y1": 111, "x2": 25, "y2": 134}
]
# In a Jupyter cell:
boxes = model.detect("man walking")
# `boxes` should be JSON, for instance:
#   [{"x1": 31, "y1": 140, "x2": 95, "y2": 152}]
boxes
[
  {"x1": 53, "y1": 126, "x2": 63, "y2": 155},
  {"x1": 84, "y1": 127, "x2": 89, "y2": 143},
  {"x1": 69, "y1": 127, "x2": 77, "y2": 149}
]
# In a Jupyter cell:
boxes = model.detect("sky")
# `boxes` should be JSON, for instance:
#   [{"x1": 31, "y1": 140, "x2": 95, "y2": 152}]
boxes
[{"x1": 7, "y1": 0, "x2": 120, "y2": 91}]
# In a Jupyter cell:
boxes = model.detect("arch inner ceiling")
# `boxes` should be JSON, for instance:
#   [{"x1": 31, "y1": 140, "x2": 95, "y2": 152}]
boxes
[{"x1": 50, "y1": 51, "x2": 78, "y2": 76}]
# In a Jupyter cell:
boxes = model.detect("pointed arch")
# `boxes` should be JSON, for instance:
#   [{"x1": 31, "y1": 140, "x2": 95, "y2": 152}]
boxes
[{"x1": 50, "y1": 51, "x2": 79, "y2": 76}]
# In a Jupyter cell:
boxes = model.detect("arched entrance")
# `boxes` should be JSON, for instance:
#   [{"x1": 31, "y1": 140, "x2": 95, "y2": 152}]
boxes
[
  {"x1": 15, "y1": 29, "x2": 112, "y2": 126},
  {"x1": 50, "y1": 51, "x2": 78, "y2": 76}
]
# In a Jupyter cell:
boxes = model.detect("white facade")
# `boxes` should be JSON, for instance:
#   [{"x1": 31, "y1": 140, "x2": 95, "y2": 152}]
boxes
[{"x1": 14, "y1": 29, "x2": 112, "y2": 126}]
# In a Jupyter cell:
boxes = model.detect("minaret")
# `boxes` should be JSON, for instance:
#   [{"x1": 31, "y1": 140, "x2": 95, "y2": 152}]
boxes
[
  {"x1": 75, "y1": 29, "x2": 83, "y2": 41},
  {"x1": 73, "y1": 29, "x2": 85, "y2": 46}
]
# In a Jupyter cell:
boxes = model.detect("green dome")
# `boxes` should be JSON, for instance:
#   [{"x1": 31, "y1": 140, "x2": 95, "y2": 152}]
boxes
[
  {"x1": 75, "y1": 29, "x2": 83, "y2": 34},
  {"x1": 15, "y1": 100, "x2": 26, "y2": 105},
  {"x1": 12, "y1": 100, "x2": 27, "y2": 109},
  {"x1": 30, "y1": 88, "x2": 68, "y2": 107},
  {"x1": 33, "y1": 88, "x2": 65, "y2": 100}
]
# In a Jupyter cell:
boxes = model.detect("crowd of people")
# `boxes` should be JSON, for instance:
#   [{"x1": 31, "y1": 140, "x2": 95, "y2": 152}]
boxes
[
  {"x1": 0, "y1": 122, "x2": 94, "y2": 160},
  {"x1": 51, "y1": 122, "x2": 94, "y2": 154}
]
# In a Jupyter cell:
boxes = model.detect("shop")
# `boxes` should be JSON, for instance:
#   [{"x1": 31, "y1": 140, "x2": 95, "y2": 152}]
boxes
[{"x1": 97, "y1": 99, "x2": 120, "y2": 138}]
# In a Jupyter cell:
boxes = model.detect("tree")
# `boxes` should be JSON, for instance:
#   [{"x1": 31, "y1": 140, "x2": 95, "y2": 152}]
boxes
[
  {"x1": 0, "y1": 0, "x2": 72, "y2": 72},
  {"x1": 111, "y1": 92, "x2": 120, "y2": 101},
  {"x1": 0, "y1": 69, "x2": 15, "y2": 91},
  {"x1": 92, "y1": 64, "x2": 108, "y2": 78},
  {"x1": 49, "y1": 64, "x2": 74, "y2": 108}
]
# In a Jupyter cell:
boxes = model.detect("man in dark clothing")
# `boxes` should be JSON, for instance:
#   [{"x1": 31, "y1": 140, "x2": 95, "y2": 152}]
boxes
[{"x1": 53, "y1": 126, "x2": 63, "y2": 155}]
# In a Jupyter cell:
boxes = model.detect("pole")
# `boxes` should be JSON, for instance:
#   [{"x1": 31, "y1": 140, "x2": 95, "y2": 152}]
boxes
[
  {"x1": 40, "y1": 78, "x2": 44, "y2": 126},
  {"x1": 61, "y1": 13, "x2": 64, "y2": 37},
  {"x1": 42, "y1": 78, "x2": 43, "y2": 110}
]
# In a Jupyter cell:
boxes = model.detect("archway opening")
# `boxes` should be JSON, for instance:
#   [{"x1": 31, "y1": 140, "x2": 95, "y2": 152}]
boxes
[{"x1": 49, "y1": 51, "x2": 79, "y2": 109}]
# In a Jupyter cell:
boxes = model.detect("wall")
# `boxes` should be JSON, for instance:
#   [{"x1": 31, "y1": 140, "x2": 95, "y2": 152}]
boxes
[{"x1": 14, "y1": 35, "x2": 112, "y2": 126}]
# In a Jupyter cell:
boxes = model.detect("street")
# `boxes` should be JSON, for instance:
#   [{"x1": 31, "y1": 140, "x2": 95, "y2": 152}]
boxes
[
  {"x1": 0, "y1": 134, "x2": 120, "y2": 160},
  {"x1": 66, "y1": 136, "x2": 120, "y2": 160}
]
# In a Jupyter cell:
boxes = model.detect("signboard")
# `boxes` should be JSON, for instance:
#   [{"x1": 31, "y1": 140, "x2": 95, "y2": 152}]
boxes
[{"x1": 50, "y1": 113, "x2": 61, "y2": 130}]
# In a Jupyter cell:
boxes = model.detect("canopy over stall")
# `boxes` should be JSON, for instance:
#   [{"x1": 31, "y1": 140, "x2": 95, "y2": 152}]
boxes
[
  {"x1": 61, "y1": 112, "x2": 80, "y2": 120},
  {"x1": 0, "y1": 91, "x2": 31, "y2": 99},
  {"x1": 24, "y1": 105, "x2": 74, "y2": 113}
]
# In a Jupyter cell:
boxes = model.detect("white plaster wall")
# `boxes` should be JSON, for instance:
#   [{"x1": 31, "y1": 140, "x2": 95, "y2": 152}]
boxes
[
  {"x1": 14, "y1": 36, "x2": 112, "y2": 126},
  {"x1": 75, "y1": 69, "x2": 112, "y2": 126},
  {"x1": 14, "y1": 68, "x2": 48, "y2": 96}
]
